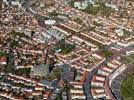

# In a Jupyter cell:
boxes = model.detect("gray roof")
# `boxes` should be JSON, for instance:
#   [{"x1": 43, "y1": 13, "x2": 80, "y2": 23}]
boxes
[
  {"x1": 39, "y1": 80, "x2": 52, "y2": 87},
  {"x1": 30, "y1": 64, "x2": 49, "y2": 77}
]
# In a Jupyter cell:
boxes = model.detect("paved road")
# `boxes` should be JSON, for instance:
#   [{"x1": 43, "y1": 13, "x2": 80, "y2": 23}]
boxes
[{"x1": 83, "y1": 57, "x2": 108, "y2": 100}]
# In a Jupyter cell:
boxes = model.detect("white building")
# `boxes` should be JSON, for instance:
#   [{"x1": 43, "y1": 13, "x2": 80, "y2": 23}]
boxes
[{"x1": 74, "y1": 1, "x2": 88, "y2": 10}]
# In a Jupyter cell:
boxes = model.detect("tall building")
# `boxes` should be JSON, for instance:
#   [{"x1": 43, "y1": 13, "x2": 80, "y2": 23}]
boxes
[{"x1": 30, "y1": 64, "x2": 49, "y2": 77}]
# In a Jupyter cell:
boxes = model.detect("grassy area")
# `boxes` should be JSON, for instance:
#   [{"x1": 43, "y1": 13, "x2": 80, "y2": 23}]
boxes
[
  {"x1": 121, "y1": 56, "x2": 131, "y2": 64},
  {"x1": 121, "y1": 54, "x2": 134, "y2": 64},
  {"x1": 49, "y1": 10, "x2": 59, "y2": 17},
  {"x1": 101, "y1": 49, "x2": 113, "y2": 58},
  {"x1": 0, "y1": 51, "x2": 7, "y2": 57},
  {"x1": 4, "y1": 65, "x2": 12, "y2": 72},
  {"x1": 52, "y1": 68, "x2": 61, "y2": 78},
  {"x1": 83, "y1": 4, "x2": 100, "y2": 15},
  {"x1": 68, "y1": 1, "x2": 113, "y2": 17},
  {"x1": 121, "y1": 53, "x2": 134, "y2": 100},
  {"x1": 10, "y1": 31, "x2": 29, "y2": 38},
  {"x1": 129, "y1": 54, "x2": 134, "y2": 60},
  {"x1": 54, "y1": 39, "x2": 76, "y2": 54},
  {"x1": 123, "y1": 29, "x2": 131, "y2": 37},
  {"x1": 15, "y1": 68, "x2": 31, "y2": 75},
  {"x1": 100, "y1": 3, "x2": 113, "y2": 17},
  {"x1": 49, "y1": 67, "x2": 61, "y2": 79},
  {"x1": 83, "y1": 3, "x2": 113, "y2": 16},
  {"x1": 73, "y1": 17, "x2": 85, "y2": 26},
  {"x1": 121, "y1": 73, "x2": 134, "y2": 100}
]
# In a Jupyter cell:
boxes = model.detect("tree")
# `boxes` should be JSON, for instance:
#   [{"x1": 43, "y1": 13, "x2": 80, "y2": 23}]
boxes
[
  {"x1": 83, "y1": 4, "x2": 100, "y2": 15},
  {"x1": 52, "y1": 68, "x2": 61, "y2": 78},
  {"x1": 55, "y1": 93, "x2": 62, "y2": 100},
  {"x1": 15, "y1": 68, "x2": 31, "y2": 75},
  {"x1": 54, "y1": 39, "x2": 76, "y2": 54},
  {"x1": 68, "y1": 0, "x2": 75, "y2": 7},
  {"x1": 49, "y1": 10, "x2": 59, "y2": 17},
  {"x1": 74, "y1": 17, "x2": 84, "y2": 25},
  {"x1": 102, "y1": 50, "x2": 113, "y2": 58},
  {"x1": 0, "y1": 51, "x2": 7, "y2": 57},
  {"x1": 4, "y1": 65, "x2": 12, "y2": 72},
  {"x1": 100, "y1": 3, "x2": 113, "y2": 17}
]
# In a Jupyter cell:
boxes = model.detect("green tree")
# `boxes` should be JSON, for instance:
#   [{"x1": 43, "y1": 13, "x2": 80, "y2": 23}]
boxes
[
  {"x1": 49, "y1": 10, "x2": 59, "y2": 17},
  {"x1": 52, "y1": 68, "x2": 61, "y2": 78},
  {"x1": 0, "y1": 51, "x2": 7, "y2": 57},
  {"x1": 68, "y1": 0, "x2": 75, "y2": 7},
  {"x1": 15, "y1": 68, "x2": 31, "y2": 75},
  {"x1": 4, "y1": 65, "x2": 12, "y2": 72},
  {"x1": 55, "y1": 92, "x2": 62, "y2": 100},
  {"x1": 100, "y1": 3, "x2": 113, "y2": 17},
  {"x1": 102, "y1": 50, "x2": 113, "y2": 58},
  {"x1": 83, "y1": 4, "x2": 100, "y2": 15}
]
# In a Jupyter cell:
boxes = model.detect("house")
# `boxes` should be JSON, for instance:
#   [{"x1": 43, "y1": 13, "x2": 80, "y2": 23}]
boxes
[{"x1": 0, "y1": 56, "x2": 7, "y2": 65}]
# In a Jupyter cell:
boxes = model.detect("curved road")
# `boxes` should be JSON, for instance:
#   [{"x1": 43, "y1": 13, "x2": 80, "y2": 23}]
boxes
[
  {"x1": 84, "y1": 45, "x2": 134, "y2": 100},
  {"x1": 20, "y1": 1, "x2": 134, "y2": 99}
]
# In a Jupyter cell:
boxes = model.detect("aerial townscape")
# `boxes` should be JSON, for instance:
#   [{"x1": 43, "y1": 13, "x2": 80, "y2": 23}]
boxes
[{"x1": 0, "y1": 0, "x2": 134, "y2": 100}]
